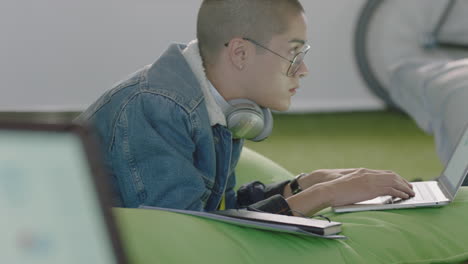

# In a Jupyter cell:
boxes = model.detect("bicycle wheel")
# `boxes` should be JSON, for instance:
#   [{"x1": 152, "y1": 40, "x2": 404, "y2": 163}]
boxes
[{"x1": 354, "y1": 0, "x2": 468, "y2": 109}]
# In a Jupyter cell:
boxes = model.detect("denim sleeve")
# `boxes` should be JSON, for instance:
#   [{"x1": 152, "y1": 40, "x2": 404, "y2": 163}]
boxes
[
  {"x1": 237, "y1": 180, "x2": 293, "y2": 215},
  {"x1": 224, "y1": 170, "x2": 238, "y2": 209},
  {"x1": 223, "y1": 139, "x2": 244, "y2": 209},
  {"x1": 110, "y1": 93, "x2": 210, "y2": 210}
]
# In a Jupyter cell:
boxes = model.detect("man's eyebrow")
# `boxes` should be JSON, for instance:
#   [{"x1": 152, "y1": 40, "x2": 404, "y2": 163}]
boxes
[{"x1": 288, "y1": 39, "x2": 306, "y2": 45}]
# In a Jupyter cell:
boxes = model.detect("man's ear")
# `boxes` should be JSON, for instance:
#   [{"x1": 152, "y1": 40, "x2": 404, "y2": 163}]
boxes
[{"x1": 226, "y1": 38, "x2": 251, "y2": 71}]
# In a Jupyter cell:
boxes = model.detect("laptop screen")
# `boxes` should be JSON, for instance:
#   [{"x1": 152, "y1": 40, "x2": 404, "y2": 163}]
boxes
[
  {"x1": 441, "y1": 126, "x2": 468, "y2": 196},
  {"x1": 0, "y1": 130, "x2": 118, "y2": 264}
]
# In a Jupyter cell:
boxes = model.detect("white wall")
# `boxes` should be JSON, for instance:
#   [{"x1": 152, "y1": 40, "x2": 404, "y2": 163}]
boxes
[{"x1": 0, "y1": 0, "x2": 384, "y2": 112}]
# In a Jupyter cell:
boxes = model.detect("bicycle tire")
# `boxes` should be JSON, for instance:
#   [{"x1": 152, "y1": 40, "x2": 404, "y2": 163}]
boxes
[{"x1": 354, "y1": 0, "x2": 400, "y2": 109}]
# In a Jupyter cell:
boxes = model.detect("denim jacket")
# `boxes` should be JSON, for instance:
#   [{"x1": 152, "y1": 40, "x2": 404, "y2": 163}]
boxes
[{"x1": 77, "y1": 43, "x2": 292, "y2": 214}]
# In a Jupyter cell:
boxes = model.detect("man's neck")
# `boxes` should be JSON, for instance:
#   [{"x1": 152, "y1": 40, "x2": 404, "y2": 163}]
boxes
[{"x1": 205, "y1": 64, "x2": 244, "y2": 102}]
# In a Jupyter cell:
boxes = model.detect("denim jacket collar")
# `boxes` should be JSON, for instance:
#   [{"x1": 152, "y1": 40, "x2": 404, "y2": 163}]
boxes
[
  {"x1": 144, "y1": 43, "x2": 204, "y2": 113},
  {"x1": 182, "y1": 40, "x2": 227, "y2": 127}
]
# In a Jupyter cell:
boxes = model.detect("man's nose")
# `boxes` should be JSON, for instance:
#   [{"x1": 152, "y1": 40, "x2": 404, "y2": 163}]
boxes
[{"x1": 296, "y1": 61, "x2": 309, "y2": 78}]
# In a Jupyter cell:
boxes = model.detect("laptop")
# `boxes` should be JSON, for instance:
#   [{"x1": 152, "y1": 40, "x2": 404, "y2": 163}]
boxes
[
  {"x1": 333, "y1": 125, "x2": 468, "y2": 213},
  {"x1": 0, "y1": 121, "x2": 127, "y2": 264}
]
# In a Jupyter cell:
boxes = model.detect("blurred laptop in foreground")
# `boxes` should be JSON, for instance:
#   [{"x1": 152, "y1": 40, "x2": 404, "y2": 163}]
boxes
[{"x1": 0, "y1": 122, "x2": 127, "y2": 264}]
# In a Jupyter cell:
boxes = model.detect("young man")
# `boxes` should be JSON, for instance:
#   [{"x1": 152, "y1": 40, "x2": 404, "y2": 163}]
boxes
[{"x1": 77, "y1": 0, "x2": 415, "y2": 216}]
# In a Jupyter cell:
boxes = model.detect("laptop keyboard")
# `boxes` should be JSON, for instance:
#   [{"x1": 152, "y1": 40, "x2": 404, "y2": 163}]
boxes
[
  {"x1": 387, "y1": 182, "x2": 436, "y2": 204},
  {"x1": 412, "y1": 183, "x2": 435, "y2": 201}
]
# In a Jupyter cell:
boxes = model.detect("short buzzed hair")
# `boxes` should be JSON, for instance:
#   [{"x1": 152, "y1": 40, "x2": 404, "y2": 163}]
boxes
[{"x1": 197, "y1": 0, "x2": 305, "y2": 67}]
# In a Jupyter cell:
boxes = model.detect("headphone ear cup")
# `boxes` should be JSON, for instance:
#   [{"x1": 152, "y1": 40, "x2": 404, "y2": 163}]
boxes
[
  {"x1": 226, "y1": 99, "x2": 265, "y2": 140},
  {"x1": 251, "y1": 107, "x2": 273, "y2": 142},
  {"x1": 208, "y1": 82, "x2": 273, "y2": 140}
]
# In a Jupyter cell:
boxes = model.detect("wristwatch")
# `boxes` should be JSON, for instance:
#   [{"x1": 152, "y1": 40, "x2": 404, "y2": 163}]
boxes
[{"x1": 290, "y1": 173, "x2": 307, "y2": 195}]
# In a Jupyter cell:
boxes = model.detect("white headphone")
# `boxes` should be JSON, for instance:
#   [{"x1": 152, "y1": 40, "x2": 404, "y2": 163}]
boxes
[{"x1": 209, "y1": 84, "x2": 273, "y2": 142}]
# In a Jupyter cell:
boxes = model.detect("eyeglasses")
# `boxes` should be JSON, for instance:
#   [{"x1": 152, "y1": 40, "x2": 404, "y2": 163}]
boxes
[{"x1": 224, "y1": 37, "x2": 310, "y2": 77}]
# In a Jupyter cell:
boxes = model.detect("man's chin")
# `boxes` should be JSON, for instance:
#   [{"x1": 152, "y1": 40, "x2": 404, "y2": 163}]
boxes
[{"x1": 268, "y1": 102, "x2": 291, "y2": 112}]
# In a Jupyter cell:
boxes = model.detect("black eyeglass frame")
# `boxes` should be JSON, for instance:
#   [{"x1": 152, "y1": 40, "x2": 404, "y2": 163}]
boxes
[{"x1": 224, "y1": 37, "x2": 311, "y2": 77}]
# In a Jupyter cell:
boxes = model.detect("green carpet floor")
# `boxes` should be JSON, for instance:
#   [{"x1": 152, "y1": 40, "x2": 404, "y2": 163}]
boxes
[{"x1": 245, "y1": 111, "x2": 443, "y2": 181}]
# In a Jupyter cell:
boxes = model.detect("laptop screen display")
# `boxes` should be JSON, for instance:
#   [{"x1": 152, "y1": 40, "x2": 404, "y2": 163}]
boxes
[
  {"x1": 442, "y1": 127, "x2": 468, "y2": 193},
  {"x1": 0, "y1": 130, "x2": 117, "y2": 264}
]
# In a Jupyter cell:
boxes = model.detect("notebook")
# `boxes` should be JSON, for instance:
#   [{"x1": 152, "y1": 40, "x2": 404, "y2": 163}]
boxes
[
  {"x1": 333, "y1": 124, "x2": 468, "y2": 213},
  {"x1": 140, "y1": 206, "x2": 345, "y2": 239},
  {"x1": 212, "y1": 209, "x2": 342, "y2": 236},
  {"x1": 0, "y1": 122, "x2": 127, "y2": 264}
]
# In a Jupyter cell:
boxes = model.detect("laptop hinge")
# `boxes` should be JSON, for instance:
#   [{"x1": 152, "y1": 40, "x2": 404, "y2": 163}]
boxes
[{"x1": 437, "y1": 178, "x2": 454, "y2": 201}]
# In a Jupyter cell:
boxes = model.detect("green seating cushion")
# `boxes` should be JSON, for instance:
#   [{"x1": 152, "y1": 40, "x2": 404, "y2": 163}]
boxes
[
  {"x1": 234, "y1": 147, "x2": 294, "y2": 188},
  {"x1": 115, "y1": 148, "x2": 468, "y2": 264}
]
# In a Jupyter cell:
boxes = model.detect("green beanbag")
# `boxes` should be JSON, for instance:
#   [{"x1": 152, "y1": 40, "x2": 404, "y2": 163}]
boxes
[
  {"x1": 115, "y1": 148, "x2": 468, "y2": 264},
  {"x1": 234, "y1": 147, "x2": 294, "y2": 188}
]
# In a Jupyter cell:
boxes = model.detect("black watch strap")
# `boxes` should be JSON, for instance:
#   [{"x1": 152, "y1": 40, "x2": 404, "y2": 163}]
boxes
[{"x1": 290, "y1": 173, "x2": 306, "y2": 195}]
